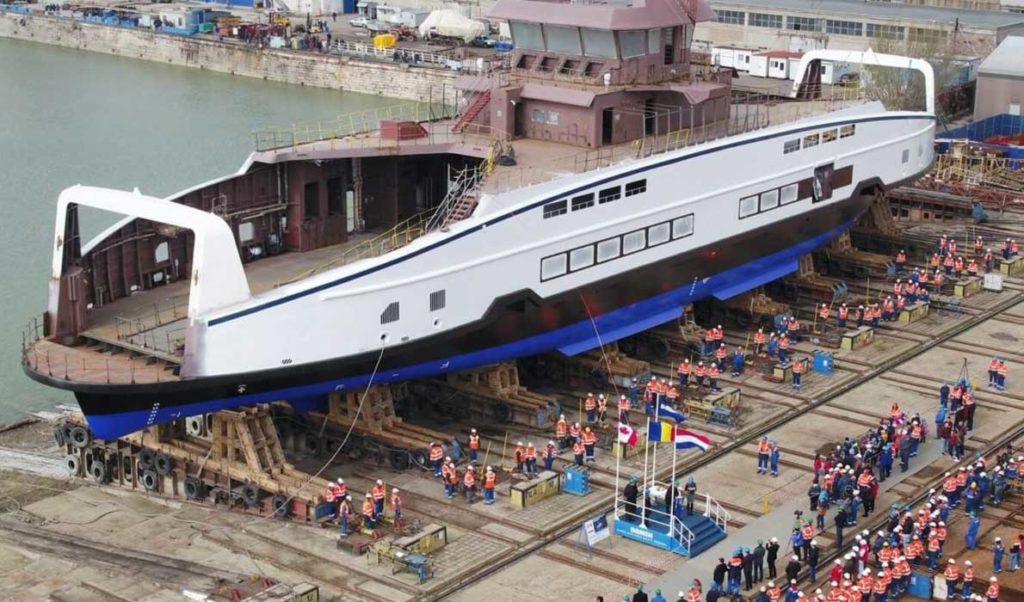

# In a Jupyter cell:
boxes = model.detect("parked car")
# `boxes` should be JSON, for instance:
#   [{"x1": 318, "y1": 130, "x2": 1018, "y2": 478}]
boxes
[
  {"x1": 470, "y1": 36, "x2": 497, "y2": 48},
  {"x1": 349, "y1": 16, "x2": 369, "y2": 27}
]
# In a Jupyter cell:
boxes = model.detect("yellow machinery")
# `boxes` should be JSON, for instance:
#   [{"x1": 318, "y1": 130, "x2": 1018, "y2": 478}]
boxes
[{"x1": 373, "y1": 33, "x2": 397, "y2": 49}]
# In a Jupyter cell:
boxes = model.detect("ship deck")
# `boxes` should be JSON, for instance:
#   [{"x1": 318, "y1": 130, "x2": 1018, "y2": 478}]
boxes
[{"x1": 25, "y1": 231, "x2": 379, "y2": 386}]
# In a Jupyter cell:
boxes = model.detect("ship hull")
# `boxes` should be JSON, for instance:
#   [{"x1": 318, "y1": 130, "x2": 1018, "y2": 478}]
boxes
[{"x1": 28, "y1": 183, "x2": 883, "y2": 438}]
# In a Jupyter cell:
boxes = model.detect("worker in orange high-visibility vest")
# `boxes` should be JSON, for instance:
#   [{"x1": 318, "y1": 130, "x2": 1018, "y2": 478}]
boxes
[
  {"x1": 362, "y1": 493, "x2": 376, "y2": 529},
  {"x1": 753, "y1": 328, "x2": 767, "y2": 356},
  {"x1": 986, "y1": 575, "x2": 999, "y2": 602},
  {"x1": 757, "y1": 436, "x2": 771, "y2": 475},
  {"x1": 597, "y1": 394, "x2": 608, "y2": 423},
  {"x1": 618, "y1": 395, "x2": 631, "y2": 423},
  {"x1": 714, "y1": 343, "x2": 727, "y2": 370},
  {"x1": 694, "y1": 362, "x2": 707, "y2": 387},
  {"x1": 572, "y1": 439, "x2": 585, "y2": 467},
  {"x1": 525, "y1": 442, "x2": 538, "y2": 476},
  {"x1": 514, "y1": 441, "x2": 526, "y2": 473},
  {"x1": 555, "y1": 415, "x2": 568, "y2": 450},
  {"x1": 390, "y1": 488, "x2": 403, "y2": 527},
  {"x1": 582, "y1": 428, "x2": 597, "y2": 463},
  {"x1": 463, "y1": 466, "x2": 477, "y2": 503},
  {"x1": 678, "y1": 358, "x2": 691, "y2": 386},
  {"x1": 819, "y1": 303, "x2": 829, "y2": 322},
  {"x1": 778, "y1": 333, "x2": 791, "y2": 364},
  {"x1": 371, "y1": 479, "x2": 386, "y2": 516},
  {"x1": 468, "y1": 428, "x2": 480, "y2": 462},
  {"x1": 895, "y1": 249, "x2": 907, "y2": 273},
  {"x1": 429, "y1": 442, "x2": 444, "y2": 477},
  {"x1": 483, "y1": 466, "x2": 497, "y2": 504},
  {"x1": 707, "y1": 361, "x2": 721, "y2": 392},
  {"x1": 837, "y1": 304, "x2": 849, "y2": 328},
  {"x1": 997, "y1": 359, "x2": 1009, "y2": 392},
  {"x1": 792, "y1": 357, "x2": 804, "y2": 390},
  {"x1": 584, "y1": 392, "x2": 597, "y2": 423}
]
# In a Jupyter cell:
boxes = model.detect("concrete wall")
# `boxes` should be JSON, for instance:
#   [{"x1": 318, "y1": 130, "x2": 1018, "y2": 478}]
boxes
[
  {"x1": 0, "y1": 12, "x2": 459, "y2": 102},
  {"x1": 974, "y1": 73, "x2": 1024, "y2": 121}
]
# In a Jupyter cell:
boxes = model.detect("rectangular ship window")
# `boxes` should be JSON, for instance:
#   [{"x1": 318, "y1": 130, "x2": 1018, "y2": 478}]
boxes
[
  {"x1": 739, "y1": 195, "x2": 758, "y2": 219},
  {"x1": 623, "y1": 230, "x2": 646, "y2": 254},
  {"x1": 569, "y1": 246, "x2": 595, "y2": 271},
  {"x1": 822, "y1": 129, "x2": 837, "y2": 143},
  {"x1": 625, "y1": 179, "x2": 647, "y2": 197},
  {"x1": 571, "y1": 193, "x2": 595, "y2": 211},
  {"x1": 429, "y1": 290, "x2": 446, "y2": 311},
  {"x1": 541, "y1": 254, "x2": 567, "y2": 281},
  {"x1": 783, "y1": 139, "x2": 800, "y2": 154},
  {"x1": 599, "y1": 186, "x2": 622, "y2": 204},
  {"x1": 672, "y1": 214, "x2": 694, "y2": 239},
  {"x1": 648, "y1": 222, "x2": 671, "y2": 247},
  {"x1": 839, "y1": 124, "x2": 855, "y2": 138},
  {"x1": 780, "y1": 183, "x2": 799, "y2": 205},
  {"x1": 803, "y1": 133, "x2": 820, "y2": 148},
  {"x1": 380, "y1": 302, "x2": 400, "y2": 324},
  {"x1": 543, "y1": 200, "x2": 567, "y2": 218},
  {"x1": 760, "y1": 189, "x2": 780, "y2": 211},
  {"x1": 597, "y1": 238, "x2": 621, "y2": 262},
  {"x1": 901, "y1": 149, "x2": 910, "y2": 164}
]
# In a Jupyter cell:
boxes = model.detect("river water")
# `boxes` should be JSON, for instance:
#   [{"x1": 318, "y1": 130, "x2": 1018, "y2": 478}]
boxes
[{"x1": 0, "y1": 38, "x2": 392, "y2": 421}]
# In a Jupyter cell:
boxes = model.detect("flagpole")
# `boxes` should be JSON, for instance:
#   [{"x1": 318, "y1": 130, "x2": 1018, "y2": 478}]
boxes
[
  {"x1": 642, "y1": 428, "x2": 650, "y2": 526},
  {"x1": 652, "y1": 397, "x2": 660, "y2": 492}
]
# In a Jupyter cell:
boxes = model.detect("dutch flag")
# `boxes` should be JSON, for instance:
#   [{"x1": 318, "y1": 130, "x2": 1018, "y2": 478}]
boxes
[{"x1": 674, "y1": 428, "x2": 711, "y2": 452}]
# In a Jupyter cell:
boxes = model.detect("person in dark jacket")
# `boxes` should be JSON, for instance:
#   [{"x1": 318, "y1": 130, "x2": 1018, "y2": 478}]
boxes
[
  {"x1": 835, "y1": 506, "x2": 848, "y2": 550},
  {"x1": 766, "y1": 537, "x2": 780, "y2": 579},
  {"x1": 632, "y1": 584, "x2": 649, "y2": 602},
  {"x1": 806, "y1": 540, "x2": 820, "y2": 581},
  {"x1": 712, "y1": 558, "x2": 728, "y2": 591},
  {"x1": 623, "y1": 477, "x2": 639, "y2": 522},
  {"x1": 752, "y1": 541, "x2": 766, "y2": 583},
  {"x1": 784, "y1": 555, "x2": 801, "y2": 582},
  {"x1": 742, "y1": 549, "x2": 754, "y2": 590}
]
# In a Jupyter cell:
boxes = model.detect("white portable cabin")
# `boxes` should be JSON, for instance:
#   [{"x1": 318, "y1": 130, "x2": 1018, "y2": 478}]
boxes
[
  {"x1": 820, "y1": 61, "x2": 855, "y2": 85},
  {"x1": 750, "y1": 51, "x2": 803, "y2": 80},
  {"x1": 713, "y1": 46, "x2": 754, "y2": 72},
  {"x1": 747, "y1": 54, "x2": 769, "y2": 78}
]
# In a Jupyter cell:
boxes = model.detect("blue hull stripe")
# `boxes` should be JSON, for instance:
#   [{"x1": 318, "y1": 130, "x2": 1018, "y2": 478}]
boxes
[
  {"x1": 87, "y1": 218, "x2": 854, "y2": 439},
  {"x1": 208, "y1": 114, "x2": 933, "y2": 328}
]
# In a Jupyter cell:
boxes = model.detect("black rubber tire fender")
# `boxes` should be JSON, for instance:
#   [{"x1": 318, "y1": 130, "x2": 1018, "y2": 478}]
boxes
[
  {"x1": 184, "y1": 475, "x2": 207, "y2": 500},
  {"x1": 138, "y1": 448, "x2": 156, "y2": 471},
  {"x1": 69, "y1": 426, "x2": 91, "y2": 449},
  {"x1": 302, "y1": 433, "x2": 323, "y2": 455},
  {"x1": 154, "y1": 452, "x2": 174, "y2": 476},
  {"x1": 272, "y1": 494, "x2": 291, "y2": 517},
  {"x1": 242, "y1": 483, "x2": 260, "y2": 507},
  {"x1": 493, "y1": 402, "x2": 511, "y2": 423},
  {"x1": 141, "y1": 469, "x2": 159, "y2": 492},
  {"x1": 64, "y1": 454, "x2": 81, "y2": 477},
  {"x1": 89, "y1": 461, "x2": 108, "y2": 484},
  {"x1": 389, "y1": 449, "x2": 409, "y2": 470},
  {"x1": 53, "y1": 425, "x2": 66, "y2": 447},
  {"x1": 649, "y1": 337, "x2": 671, "y2": 358}
]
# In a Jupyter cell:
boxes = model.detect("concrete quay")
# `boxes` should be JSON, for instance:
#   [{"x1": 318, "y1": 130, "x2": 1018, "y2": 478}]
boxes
[{"x1": 0, "y1": 11, "x2": 459, "y2": 103}]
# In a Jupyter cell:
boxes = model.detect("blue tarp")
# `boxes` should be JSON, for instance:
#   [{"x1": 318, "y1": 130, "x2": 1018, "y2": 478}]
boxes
[{"x1": 938, "y1": 114, "x2": 1024, "y2": 158}]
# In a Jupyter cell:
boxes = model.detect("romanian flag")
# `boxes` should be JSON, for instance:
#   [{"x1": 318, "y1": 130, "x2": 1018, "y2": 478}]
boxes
[{"x1": 647, "y1": 420, "x2": 674, "y2": 443}]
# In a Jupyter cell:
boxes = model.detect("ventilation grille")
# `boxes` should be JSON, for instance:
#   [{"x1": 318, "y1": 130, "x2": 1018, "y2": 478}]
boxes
[
  {"x1": 429, "y1": 290, "x2": 446, "y2": 312},
  {"x1": 381, "y1": 302, "x2": 400, "y2": 324}
]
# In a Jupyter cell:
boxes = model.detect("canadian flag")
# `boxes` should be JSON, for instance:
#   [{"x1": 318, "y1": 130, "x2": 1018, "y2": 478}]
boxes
[{"x1": 617, "y1": 422, "x2": 638, "y2": 447}]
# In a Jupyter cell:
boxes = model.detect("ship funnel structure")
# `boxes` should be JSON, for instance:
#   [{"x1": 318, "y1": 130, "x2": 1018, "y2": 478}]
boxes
[{"x1": 790, "y1": 49, "x2": 936, "y2": 116}]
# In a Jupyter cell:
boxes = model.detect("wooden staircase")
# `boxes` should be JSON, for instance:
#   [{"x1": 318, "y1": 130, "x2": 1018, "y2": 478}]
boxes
[{"x1": 451, "y1": 90, "x2": 492, "y2": 134}]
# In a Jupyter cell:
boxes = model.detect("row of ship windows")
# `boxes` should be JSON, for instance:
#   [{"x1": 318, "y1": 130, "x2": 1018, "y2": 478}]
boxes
[
  {"x1": 542, "y1": 179, "x2": 648, "y2": 219},
  {"x1": 739, "y1": 182, "x2": 801, "y2": 219},
  {"x1": 783, "y1": 124, "x2": 855, "y2": 154},
  {"x1": 540, "y1": 213, "x2": 695, "y2": 281}
]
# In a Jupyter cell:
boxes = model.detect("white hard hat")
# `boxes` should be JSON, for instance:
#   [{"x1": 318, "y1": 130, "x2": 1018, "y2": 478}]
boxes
[
  {"x1": 392, "y1": 488, "x2": 399, "y2": 493},
  {"x1": 337, "y1": 477, "x2": 344, "y2": 484},
  {"x1": 376, "y1": 479, "x2": 383, "y2": 485}
]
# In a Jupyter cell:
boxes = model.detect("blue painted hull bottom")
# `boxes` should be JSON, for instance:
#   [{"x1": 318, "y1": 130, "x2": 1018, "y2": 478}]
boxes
[{"x1": 69, "y1": 215, "x2": 857, "y2": 439}]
